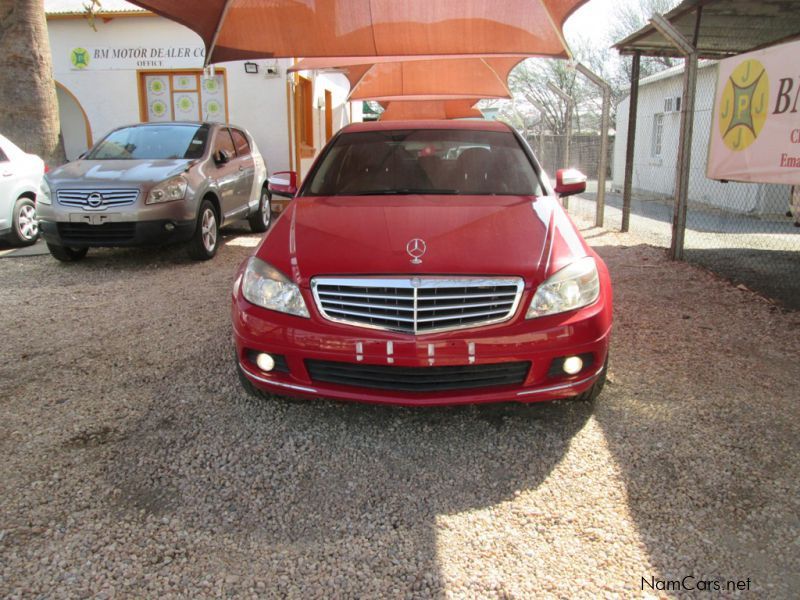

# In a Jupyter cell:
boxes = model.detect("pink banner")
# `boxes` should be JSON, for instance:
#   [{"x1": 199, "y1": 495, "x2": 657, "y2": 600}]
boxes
[{"x1": 707, "y1": 39, "x2": 800, "y2": 185}]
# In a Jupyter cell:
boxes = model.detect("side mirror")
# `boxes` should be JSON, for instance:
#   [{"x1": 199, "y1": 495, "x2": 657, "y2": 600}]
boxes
[
  {"x1": 268, "y1": 170, "x2": 298, "y2": 198},
  {"x1": 214, "y1": 149, "x2": 231, "y2": 165},
  {"x1": 554, "y1": 168, "x2": 587, "y2": 197}
]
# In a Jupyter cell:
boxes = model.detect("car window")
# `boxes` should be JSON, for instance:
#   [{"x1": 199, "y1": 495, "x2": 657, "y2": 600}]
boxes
[
  {"x1": 213, "y1": 128, "x2": 236, "y2": 157},
  {"x1": 87, "y1": 124, "x2": 209, "y2": 160},
  {"x1": 230, "y1": 129, "x2": 251, "y2": 157},
  {"x1": 304, "y1": 129, "x2": 542, "y2": 197}
]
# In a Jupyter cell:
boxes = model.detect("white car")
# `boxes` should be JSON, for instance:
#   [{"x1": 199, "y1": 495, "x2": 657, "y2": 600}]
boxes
[{"x1": 0, "y1": 133, "x2": 45, "y2": 246}]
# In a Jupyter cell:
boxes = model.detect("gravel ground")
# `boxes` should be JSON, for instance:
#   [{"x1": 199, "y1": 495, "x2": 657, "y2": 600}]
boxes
[{"x1": 1, "y1": 221, "x2": 799, "y2": 598}]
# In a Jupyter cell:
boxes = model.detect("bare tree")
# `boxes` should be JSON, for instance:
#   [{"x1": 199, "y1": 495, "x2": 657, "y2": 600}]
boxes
[
  {"x1": 609, "y1": 0, "x2": 682, "y2": 80},
  {"x1": 0, "y1": 0, "x2": 65, "y2": 165}
]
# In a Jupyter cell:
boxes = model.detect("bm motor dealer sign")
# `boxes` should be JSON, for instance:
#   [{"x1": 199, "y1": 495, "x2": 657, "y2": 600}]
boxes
[{"x1": 708, "y1": 39, "x2": 800, "y2": 185}]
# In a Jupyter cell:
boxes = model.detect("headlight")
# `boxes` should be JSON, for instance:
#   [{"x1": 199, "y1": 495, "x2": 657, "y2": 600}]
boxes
[
  {"x1": 146, "y1": 175, "x2": 187, "y2": 204},
  {"x1": 526, "y1": 257, "x2": 600, "y2": 319},
  {"x1": 241, "y1": 257, "x2": 310, "y2": 318},
  {"x1": 37, "y1": 180, "x2": 52, "y2": 204}
]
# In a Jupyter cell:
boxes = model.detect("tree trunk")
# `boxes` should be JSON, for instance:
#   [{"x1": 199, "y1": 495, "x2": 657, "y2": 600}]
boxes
[{"x1": 0, "y1": 0, "x2": 65, "y2": 166}]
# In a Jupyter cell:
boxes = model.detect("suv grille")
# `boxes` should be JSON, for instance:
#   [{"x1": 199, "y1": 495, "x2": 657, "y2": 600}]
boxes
[
  {"x1": 57, "y1": 189, "x2": 139, "y2": 210},
  {"x1": 306, "y1": 360, "x2": 530, "y2": 393},
  {"x1": 312, "y1": 277, "x2": 524, "y2": 334},
  {"x1": 57, "y1": 222, "x2": 136, "y2": 243}
]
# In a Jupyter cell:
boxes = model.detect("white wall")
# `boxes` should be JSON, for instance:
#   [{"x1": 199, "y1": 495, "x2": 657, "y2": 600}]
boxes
[
  {"x1": 612, "y1": 62, "x2": 788, "y2": 215},
  {"x1": 48, "y1": 16, "x2": 292, "y2": 173}
]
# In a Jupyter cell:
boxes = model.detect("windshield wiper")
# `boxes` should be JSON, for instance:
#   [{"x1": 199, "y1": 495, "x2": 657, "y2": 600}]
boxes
[{"x1": 346, "y1": 188, "x2": 459, "y2": 196}]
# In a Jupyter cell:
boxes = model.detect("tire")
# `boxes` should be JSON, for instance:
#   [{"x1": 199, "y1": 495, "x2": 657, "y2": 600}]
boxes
[
  {"x1": 47, "y1": 243, "x2": 88, "y2": 262},
  {"x1": 248, "y1": 187, "x2": 271, "y2": 233},
  {"x1": 10, "y1": 196, "x2": 39, "y2": 246},
  {"x1": 188, "y1": 199, "x2": 219, "y2": 261},
  {"x1": 571, "y1": 356, "x2": 608, "y2": 404}
]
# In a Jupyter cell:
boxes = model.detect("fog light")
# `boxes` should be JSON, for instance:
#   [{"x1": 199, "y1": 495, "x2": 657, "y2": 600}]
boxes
[
  {"x1": 255, "y1": 352, "x2": 275, "y2": 372},
  {"x1": 562, "y1": 356, "x2": 583, "y2": 375},
  {"x1": 164, "y1": 222, "x2": 176, "y2": 232}
]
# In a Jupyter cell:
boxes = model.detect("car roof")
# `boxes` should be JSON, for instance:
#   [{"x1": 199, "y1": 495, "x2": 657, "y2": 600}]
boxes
[{"x1": 340, "y1": 120, "x2": 513, "y2": 133}]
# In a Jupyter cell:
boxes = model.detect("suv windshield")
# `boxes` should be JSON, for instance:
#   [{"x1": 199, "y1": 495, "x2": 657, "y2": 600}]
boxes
[
  {"x1": 304, "y1": 129, "x2": 542, "y2": 197},
  {"x1": 87, "y1": 124, "x2": 209, "y2": 160}
]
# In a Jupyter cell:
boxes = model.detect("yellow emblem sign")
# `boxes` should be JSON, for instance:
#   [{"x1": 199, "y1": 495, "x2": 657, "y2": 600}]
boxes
[
  {"x1": 70, "y1": 48, "x2": 90, "y2": 69},
  {"x1": 719, "y1": 59, "x2": 769, "y2": 151}
]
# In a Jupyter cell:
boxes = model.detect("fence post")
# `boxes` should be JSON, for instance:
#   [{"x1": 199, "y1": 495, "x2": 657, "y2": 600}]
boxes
[
  {"x1": 547, "y1": 81, "x2": 574, "y2": 209},
  {"x1": 576, "y1": 63, "x2": 612, "y2": 228},
  {"x1": 650, "y1": 14, "x2": 698, "y2": 261},
  {"x1": 621, "y1": 52, "x2": 640, "y2": 233}
]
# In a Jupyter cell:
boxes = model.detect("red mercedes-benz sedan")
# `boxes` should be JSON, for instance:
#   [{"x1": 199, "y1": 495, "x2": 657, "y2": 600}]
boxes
[{"x1": 231, "y1": 120, "x2": 611, "y2": 406}]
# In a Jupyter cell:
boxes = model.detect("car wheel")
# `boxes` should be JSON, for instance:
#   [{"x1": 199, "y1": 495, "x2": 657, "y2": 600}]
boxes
[
  {"x1": 571, "y1": 355, "x2": 608, "y2": 404},
  {"x1": 236, "y1": 361, "x2": 268, "y2": 399},
  {"x1": 10, "y1": 196, "x2": 39, "y2": 246},
  {"x1": 47, "y1": 242, "x2": 88, "y2": 262},
  {"x1": 188, "y1": 199, "x2": 219, "y2": 261},
  {"x1": 248, "y1": 187, "x2": 271, "y2": 233}
]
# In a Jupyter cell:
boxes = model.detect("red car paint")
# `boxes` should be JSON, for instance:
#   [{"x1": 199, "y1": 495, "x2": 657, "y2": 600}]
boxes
[{"x1": 232, "y1": 120, "x2": 612, "y2": 406}]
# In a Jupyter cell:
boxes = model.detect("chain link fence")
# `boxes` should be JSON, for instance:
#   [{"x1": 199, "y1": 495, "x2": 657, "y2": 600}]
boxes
[{"x1": 540, "y1": 61, "x2": 799, "y2": 310}]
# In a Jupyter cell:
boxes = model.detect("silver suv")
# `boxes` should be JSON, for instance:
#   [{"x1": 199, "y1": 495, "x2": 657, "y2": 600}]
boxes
[{"x1": 37, "y1": 121, "x2": 271, "y2": 261}]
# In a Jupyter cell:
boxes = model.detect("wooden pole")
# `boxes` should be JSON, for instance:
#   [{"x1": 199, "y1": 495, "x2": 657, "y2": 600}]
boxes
[{"x1": 621, "y1": 52, "x2": 640, "y2": 233}]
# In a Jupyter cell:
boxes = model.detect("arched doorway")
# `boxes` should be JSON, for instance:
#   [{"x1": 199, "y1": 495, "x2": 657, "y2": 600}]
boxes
[{"x1": 55, "y1": 82, "x2": 93, "y2": 161}]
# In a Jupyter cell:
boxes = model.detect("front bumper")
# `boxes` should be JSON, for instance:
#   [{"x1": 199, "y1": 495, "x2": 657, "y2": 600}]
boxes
[
  {"x1": 232, "y1": 287, "x2": 612, "y2": 407},
  {"x1": 39, "y1": 218, "x2": 195, "y2": 247}
]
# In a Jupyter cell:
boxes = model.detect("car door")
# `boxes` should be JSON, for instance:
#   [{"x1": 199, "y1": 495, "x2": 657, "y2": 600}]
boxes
[
  {"x1": 229, "y1": 128, "x2": 256, "y2": 213},
  {"x1": 210, "y1": 127, "x2": 240, "y2": 219},
  {"x1": 0, "y1": 143, "x2": 17, "y2": 231}
]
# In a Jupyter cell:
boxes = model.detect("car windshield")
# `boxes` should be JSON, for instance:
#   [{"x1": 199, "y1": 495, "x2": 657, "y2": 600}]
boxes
[
  {"x1": 86, "y1": 124, "x2": 209, "y2": 160},
  {"x1": 303, "y1": 128, "x2": 542, "y2": 197}
]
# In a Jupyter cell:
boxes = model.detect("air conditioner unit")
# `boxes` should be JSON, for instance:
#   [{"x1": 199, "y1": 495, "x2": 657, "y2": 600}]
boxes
[{"x1": 664, "y1": 96, "x2": 681, "y2": 113}]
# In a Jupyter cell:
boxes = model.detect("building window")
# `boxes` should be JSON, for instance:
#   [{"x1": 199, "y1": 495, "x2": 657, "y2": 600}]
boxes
[
  {"x1": 651, "y1": 113, "x2": 664, "y2": 157},
  {"x1": 140, "y1": 70, "x2": 228, "y2": 123},
  {"x1": 297, "y1": 76, "x2": 314, "y2": 155}
]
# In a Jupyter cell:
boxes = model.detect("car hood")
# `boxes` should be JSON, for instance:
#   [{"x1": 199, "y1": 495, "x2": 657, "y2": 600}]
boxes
[
  {"x1": 47, "y1": 159, "x2": 193, "y2": 187},
  {"x1": 258, "y1": 195, "x2": 589, "y2": 287}
]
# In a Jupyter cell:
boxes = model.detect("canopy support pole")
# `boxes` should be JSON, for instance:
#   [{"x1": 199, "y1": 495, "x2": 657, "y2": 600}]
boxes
[
  {"x1": 650, "y1": 13, "x2": 698, "y2": 261},
  {"x1": 576, "y1": 63, "x2": 611, "y2": 228},
  {"x1": 621, "y1": 52, "x2": 640, "y2": 233},
  {"x1": 547, "y1": 81, "x2": 574, "y2": 209}
]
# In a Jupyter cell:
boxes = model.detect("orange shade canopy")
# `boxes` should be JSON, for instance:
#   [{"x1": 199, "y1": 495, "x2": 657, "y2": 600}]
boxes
[
  {"x1": 128, "y1": 0, "x2": 587, "y2": 64},
  {"x1": 290, "y1": 56, "x2": 525, "y2": 101},
  {"x1": 379, "y1": 100, "x2": 484, "y2": 121}
]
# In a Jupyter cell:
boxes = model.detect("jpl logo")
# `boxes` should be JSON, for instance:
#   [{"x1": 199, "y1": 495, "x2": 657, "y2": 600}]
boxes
[{"x1": 718, "y1": 59, "x2": 769, "y2": 151}]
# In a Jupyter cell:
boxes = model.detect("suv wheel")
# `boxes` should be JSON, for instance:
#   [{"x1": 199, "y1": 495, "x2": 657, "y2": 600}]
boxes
[
  {"x1": 188, "y1": 199, "x2": 219, "y2": 260},
  {"x1": 248, "y1": 187, "x2": 271, "y2": 233},
  {"x1": 10, "y1": 197, "x2": 39, "y2": 246},
  {"x1": 47, "y1": 243, "x2": 88, "y2": 262}
]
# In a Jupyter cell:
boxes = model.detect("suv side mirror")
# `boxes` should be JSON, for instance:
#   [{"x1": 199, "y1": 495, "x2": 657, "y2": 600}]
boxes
[
  {"x1": 268, "y1": 170, "x2": 298, "y2": 198},
  {"x1": 554, "y1": 168, "x2": 587, "y2": 197},
  {"x1": 214, "y1": 149, "x2": 232, "y2": 165}
]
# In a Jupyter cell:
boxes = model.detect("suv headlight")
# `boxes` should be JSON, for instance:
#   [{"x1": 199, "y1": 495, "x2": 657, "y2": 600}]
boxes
[
  {"x1": 241, "y1": 257, "x2": 309, "y2": 318},
  {"x1": 37, "y1": 180, "x2": 52, "y2": 204},
  {"x1": 147, "y1": 175, "x2": 187, "y2": 204},
  {"x1": 526, "y1": 257, "x2": 600, "y2": 319}
]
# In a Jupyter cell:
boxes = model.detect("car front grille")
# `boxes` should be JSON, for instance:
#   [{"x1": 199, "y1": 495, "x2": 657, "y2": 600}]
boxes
[
  {"x1": 311, "y1": 276, "x2": 524, "y2": 334},
  {"x1": 306, "y1": 359, "x2": 530, "y2": 392},
  {"x1": 57, "y1": 222, "x2": 136, "y2": 243},
  {"x1": 57, "y1": 188, "x2": 139, "y2": 210}
]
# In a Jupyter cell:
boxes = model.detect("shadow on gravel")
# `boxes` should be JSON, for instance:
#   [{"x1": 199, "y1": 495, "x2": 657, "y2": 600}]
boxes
[
  {"x1": 105, "y1": 356, "x2": 592, "y2": 595},
  {"x1": 591, "y1": 243, "x2": 800, "y2": 596}
]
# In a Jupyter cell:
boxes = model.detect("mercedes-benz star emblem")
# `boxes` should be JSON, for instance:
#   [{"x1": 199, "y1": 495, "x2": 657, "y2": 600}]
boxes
[
  {"x1": 406, "y1": 238, "x2": 426, "y2": 264},
  {"x1": 87, "y1": 192, "x2": 103, "y2": 208}
]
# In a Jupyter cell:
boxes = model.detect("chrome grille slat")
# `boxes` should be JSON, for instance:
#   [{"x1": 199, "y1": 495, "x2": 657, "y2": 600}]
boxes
[
  {"x1": 312, "y1": 276, "x2": 524, "y2": 334},
  {"x1": 56, "y1": 188, "x2": 139, "y2": 210}
]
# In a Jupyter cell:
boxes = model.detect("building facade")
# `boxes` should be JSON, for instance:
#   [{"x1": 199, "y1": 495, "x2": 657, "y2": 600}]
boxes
[
  {"x1": 46, "y1": 0, "x2": 360, "y2": 181},
  {"x1": 612, "y1": 62, "x2": 788, "y2": 216}
]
